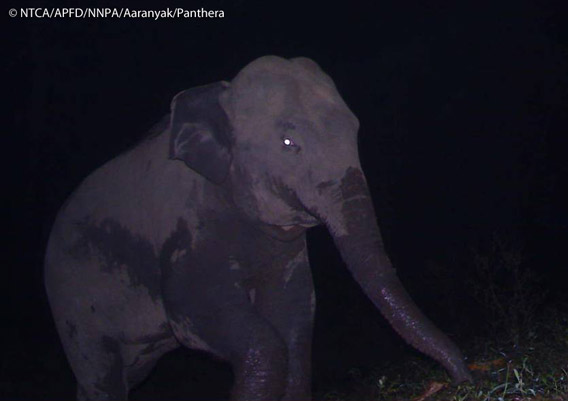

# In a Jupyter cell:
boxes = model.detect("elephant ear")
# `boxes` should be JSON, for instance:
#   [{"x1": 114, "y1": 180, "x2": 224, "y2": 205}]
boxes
[{"x1": 169, "y1": 82, "x2": 232, "y2": 184}]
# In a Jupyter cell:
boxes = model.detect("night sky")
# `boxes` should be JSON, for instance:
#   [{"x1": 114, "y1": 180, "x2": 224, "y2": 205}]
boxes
[{"x1": 4, "y1": 1, "x2": 568, "y2": 400}]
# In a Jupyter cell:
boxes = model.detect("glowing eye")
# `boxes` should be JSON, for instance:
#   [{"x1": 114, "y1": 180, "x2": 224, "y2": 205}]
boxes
[{"x1": 283, "y1": 137, "x2": 295, "y2": 146}]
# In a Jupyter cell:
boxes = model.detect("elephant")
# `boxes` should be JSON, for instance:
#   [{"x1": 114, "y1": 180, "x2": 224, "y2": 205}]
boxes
[{"x1": 44, "y1": 55, "x2": 472, "y2": 401}]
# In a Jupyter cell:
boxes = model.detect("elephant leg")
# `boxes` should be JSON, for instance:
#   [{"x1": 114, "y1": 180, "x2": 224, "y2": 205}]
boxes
[
  {"x1": 68, "y1": 330, "x2": 178, "y2": 400},
  {"x1": 48, "y1": 297, "x2": 127, "y2": 399},
  {"x1": 167, "y1": 304, "x2": 289, "y2": 401},
  {"x1": 255, "y1": 241, "x2": 315, "y2": 401},
  {"x1": 163, "y1": 258, "x2": 289, "y2": 400},
  {"x1": 225, "y1": 308, "x2": 290, "y2": 401},
  {"x1": 65, "y1": 333, "x2": 128, "y2": 401}
]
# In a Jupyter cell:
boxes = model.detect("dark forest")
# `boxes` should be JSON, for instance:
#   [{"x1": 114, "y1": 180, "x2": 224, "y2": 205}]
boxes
[{"x1": 4, "y1": 1, "x2": 567, "y2": 400}]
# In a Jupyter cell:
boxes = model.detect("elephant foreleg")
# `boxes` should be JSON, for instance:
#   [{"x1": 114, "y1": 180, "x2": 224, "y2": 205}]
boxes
[
  {"x1": 254, "y1": 240, "x2": 315, "y2": 401},
  {"x1": 162, "y1": 253, "x2": 290, "y2": 400}
]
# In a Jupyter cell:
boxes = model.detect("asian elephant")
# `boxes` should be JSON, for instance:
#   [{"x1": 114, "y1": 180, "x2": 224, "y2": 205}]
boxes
[{"x1": 44, "y1": 55, "x2": 471, "y2": 401}]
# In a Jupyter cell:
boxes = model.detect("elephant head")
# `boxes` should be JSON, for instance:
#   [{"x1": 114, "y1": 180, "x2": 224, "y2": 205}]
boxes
[{"x1": 169, "y1": 56, "x2": 472, "y2": 383}]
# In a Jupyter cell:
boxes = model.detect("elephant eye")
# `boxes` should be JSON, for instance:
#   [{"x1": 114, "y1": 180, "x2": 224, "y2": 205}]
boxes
[{"x1": 282, "y1": 137, "x2": 296, "y2": 147}]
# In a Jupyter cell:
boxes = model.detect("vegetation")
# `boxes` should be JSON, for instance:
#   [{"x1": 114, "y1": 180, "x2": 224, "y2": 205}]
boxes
[
  {"x1": 316, "y1": 304, "x2": 567, "y2": 401},
  {"x1": 316, "y1": 232, "x2": 568, "y2": 401}
]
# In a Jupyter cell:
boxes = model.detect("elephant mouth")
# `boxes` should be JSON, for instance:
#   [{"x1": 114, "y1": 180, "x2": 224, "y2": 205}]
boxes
[{"x1": 259, "y1": 219, "x2": 319, "y2": 242}]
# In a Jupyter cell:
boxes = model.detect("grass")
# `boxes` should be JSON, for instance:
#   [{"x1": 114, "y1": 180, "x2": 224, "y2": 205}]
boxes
[{"x1": 315, "y1": 306, "x2": 568, "y2": 401}]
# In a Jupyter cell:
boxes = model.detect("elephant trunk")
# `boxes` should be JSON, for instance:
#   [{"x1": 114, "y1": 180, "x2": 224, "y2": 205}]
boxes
[{"x1": 309, "y1": 167, "x2": 472, "y2": 384}]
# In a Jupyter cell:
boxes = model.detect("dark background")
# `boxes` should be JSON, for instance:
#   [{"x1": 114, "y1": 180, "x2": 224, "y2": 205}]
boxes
[{"x1": 4, "y1": 1, "x2": 567, "y2": 399}]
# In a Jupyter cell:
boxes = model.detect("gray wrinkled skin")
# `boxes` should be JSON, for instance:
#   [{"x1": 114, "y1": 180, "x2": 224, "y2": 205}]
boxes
[{"x1": 45, "y1": 56, "x2": 471, "y2": 401}]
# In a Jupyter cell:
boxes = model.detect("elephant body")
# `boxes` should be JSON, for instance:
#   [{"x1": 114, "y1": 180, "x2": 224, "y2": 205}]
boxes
[{"x1": 45, "y1": 56, "x2": 471, "y2": 400}]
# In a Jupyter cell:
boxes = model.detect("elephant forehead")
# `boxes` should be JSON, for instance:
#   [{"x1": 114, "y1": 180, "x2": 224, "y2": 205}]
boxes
[
  {"x1": 233, "y1": 72, "x2": 339, "y2": 110},
  {"x1": 231, "y1": 76, "x2": 357, "y2": 134},
  {"x1": 235, "y1": 55, "x2": 332, "y2": 89}
]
